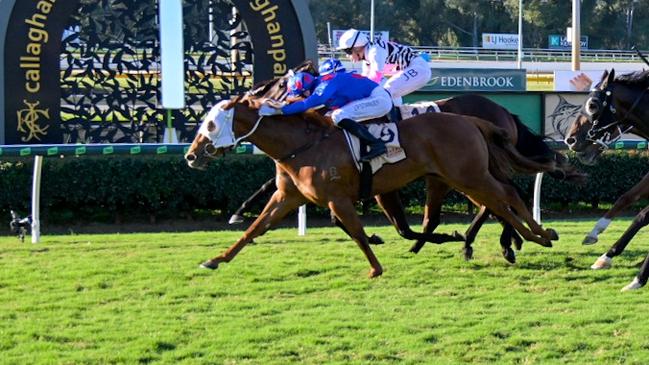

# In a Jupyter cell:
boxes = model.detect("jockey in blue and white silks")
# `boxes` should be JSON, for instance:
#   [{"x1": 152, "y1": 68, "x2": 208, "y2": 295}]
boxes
[
  {"x1": 337, "y1": 28, "x2": 431, "y2": 107},
  {"x1": 259, "y1": 59, "x2": 392, "y2": 161}
]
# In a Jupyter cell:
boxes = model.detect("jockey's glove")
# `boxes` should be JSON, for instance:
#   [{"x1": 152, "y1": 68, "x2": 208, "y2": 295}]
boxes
[{"x1": 259, "y1": 103, "x2": 283, "y2": 116}]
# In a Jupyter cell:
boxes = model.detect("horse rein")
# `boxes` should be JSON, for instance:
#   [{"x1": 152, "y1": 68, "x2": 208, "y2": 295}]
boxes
[{"x1": 585, "y1": 85, "x2": 648, "y2": 149}]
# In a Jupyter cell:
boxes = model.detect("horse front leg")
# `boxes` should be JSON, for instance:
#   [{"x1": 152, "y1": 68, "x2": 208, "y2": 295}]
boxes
[
  {"x1": 201, "y1": 190, "x2": 306, "y2": 270},
  {"x1": 329, "y1": 198, "x2": 383, "y2": 278},
  {"x1": 584, "y1": 171, "x2": 649, "y2": 244},
  {"x1": 592, "y1": 205, "x2": 649, "y2": 271},
  {"x1": 229, "y1": 177, "x2": 276, "y2": 224},
  {"x1": 622, "y1": 252, "x2": 649, "y2": 291},
  {"x1": 410, "y1": 178, "x2": 461, "y2": 254}
]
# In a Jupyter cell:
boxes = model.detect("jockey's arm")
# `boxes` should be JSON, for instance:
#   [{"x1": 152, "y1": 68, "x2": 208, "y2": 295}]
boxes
[
  {"x1": 365, "y1": 45, "x2": 387, "y2": 83},
  {"x1": 281, "y1": 85, "x2": 334, "y2": 115}
]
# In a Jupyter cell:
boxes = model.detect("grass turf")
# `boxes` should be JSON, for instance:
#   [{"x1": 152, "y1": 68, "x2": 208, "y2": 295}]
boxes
[{"x1": 1, "y1": 219, "x2": 649, "y2": 364}]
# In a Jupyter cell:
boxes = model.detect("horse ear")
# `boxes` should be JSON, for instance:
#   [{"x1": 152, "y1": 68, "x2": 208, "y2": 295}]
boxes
[{"x1": 608, "y1": 69, "x2": 615, "y2": 83}]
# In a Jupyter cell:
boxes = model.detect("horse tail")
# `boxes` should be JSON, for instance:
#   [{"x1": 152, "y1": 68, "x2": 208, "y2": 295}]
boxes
[
  {"x1": 470, "y1": 117, "x2": 557, "y2": 183},
  {"x1": 511, "y1": 114, "x2": 587, "y2": 183}
]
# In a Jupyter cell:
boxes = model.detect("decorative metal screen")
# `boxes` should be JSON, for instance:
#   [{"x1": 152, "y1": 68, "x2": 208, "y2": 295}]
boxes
[{"x1": 60, "y1": 0, "x2": 253, "y2": 143}]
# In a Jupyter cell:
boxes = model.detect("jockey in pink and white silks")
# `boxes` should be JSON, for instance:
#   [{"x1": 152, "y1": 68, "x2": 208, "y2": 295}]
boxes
[{"x1": 336, "y1": 28, "x2": 431, "y2": 107}]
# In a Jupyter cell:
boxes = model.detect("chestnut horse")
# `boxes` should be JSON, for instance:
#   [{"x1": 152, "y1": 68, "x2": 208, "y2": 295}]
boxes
[
  {"x1": 565, "y1": 69, "x2": 649, "y2": 291},
  {"x1": 185, "y1": 91, "x2": 560, "y2": 278},
  {"x1": 229, "y1": 67, "x2": 580, "y2": 263}
]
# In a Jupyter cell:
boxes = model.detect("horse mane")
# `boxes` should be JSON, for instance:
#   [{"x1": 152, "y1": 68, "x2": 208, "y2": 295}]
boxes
[{"x1": 615, "y1": 70, "x2": 649, "y2": 88}]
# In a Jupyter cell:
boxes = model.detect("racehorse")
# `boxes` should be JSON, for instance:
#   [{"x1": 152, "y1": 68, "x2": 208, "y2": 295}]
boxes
[
  {"x1": 185, "y1": 87, "x2": 560, "y2": 278},
  {"x1": 228, "y1": 66, "x2": 581, "y2": 263},
  {"x1": 565, "y1": 68, "x2": 649, "y2": 291}
]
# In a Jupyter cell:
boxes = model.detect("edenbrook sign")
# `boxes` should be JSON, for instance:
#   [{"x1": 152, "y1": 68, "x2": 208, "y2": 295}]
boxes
[
  {"x1": 424, "y1": 68, "x2": 527, "y2": 92},
  {"x1": 2, "y1": 0, "x2": 316, "y2": 144}
]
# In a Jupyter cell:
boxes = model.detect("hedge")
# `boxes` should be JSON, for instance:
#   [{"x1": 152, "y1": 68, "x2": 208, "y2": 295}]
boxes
[{"x1": 1, "y1": 151, "x2": 649, "y2": 226}]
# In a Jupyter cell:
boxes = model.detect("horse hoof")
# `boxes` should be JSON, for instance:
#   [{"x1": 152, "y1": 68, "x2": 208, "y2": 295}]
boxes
[
  {"x1": 547, "y1": 228, "x2": 559, "y2": 241},
  {"x1": 463, "y1": 246, "x2": 474, "y2": 261},
  {"x1": 228, "y1": 214, "x2": 244, "y2": 225},
  {"x1": 453, "y1": 231, "x2": 466, "y2": 241},
  {"x1": 538, "y1": 239, "x2": 553, "y2": 248},
  {"x1": 502, "y1": 248, "x2": 516, "y2": 264},
  {"x1": 591, "y1": 254, "x2": 612, "y2": 270},
  {"x1": 621, "y1": 277, "x2": 644, "y2": 292},
  {"x1": 582, "y1": 235, "x2": 598, "y2": 245},
  {"x1": 199, "y1": 260, "x2": 219, "y2": 270},
  {"x1": 368, "y1": 234, "x2": 384, "y2": 245},
  {"x1": 409, "y1": 242, "x2": 424, "y2": 254},
  {"x1": 368, "y1": 268, "x2": 383, "y2": 278}
]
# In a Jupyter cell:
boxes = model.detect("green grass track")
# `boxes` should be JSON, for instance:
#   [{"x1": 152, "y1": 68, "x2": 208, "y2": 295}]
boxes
[{"x1": 1, "y1": 219, "x2": 649, "y2": 364}]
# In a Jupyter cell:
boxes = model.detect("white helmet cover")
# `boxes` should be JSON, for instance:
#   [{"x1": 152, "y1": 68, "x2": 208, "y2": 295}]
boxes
[{"x1": 336, "y1": 28, "x2": 369, "y2": 50}]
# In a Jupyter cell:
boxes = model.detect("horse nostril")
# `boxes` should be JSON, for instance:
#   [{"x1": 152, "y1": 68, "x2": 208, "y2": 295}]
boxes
[
  {"x1": 565, "y1": 137, "x2": 576, "y2": 146},
  {"x1": 186, "y1": 153, "x2": 196, "y2": 162}
]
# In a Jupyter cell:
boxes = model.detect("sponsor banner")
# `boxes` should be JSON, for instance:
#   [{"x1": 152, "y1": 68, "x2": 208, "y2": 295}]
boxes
[
  {"x1": 3, "y1": 0, "x2": 315, "y2": 144},
  {"x1": 424, "y1": 68, "x2": 526, "y2": 92},
  {"x1": 548, "y1": 34, "x2": 589, "y2": 49},
  {"x1": 332, "y1": 29, "x2": 389, "y2": 47},
  {"x1": 481, "y1": 33, "x2": 519, "y2": 50},
  {"x1": 544, "y1": 93, "x2": 640, "y2": 141},
  {"x1": 236, "y1": 0, "x2": 311, "y2": 81},
  {"x1": 4, "y1": 0, "x2": 81, "y2": 144},
  {"x1": 554, "y1": 70, "x2": 605, "y2": 92}
]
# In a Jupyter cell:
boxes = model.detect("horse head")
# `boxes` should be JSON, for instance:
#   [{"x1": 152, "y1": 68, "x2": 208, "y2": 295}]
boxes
[
  {"x1": 565, "y1": 69, "x2": 620, "y2": 165},
  {"x1": 566, "y1": 68, "x2": 649, "y2": 165}
]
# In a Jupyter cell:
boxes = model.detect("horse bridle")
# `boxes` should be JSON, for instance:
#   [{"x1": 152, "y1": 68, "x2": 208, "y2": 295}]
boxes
[{"x1": 583, "y1": 84, "x2": 647, "y2": 149}]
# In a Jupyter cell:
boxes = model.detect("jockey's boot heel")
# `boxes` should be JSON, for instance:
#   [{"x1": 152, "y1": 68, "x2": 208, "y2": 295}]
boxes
[
  {"x1": 338, "y1": 118, "x2": 387, "y2": 162},
  {"x1": 389, "y1": 106, "x2": 402, "y2": 123}
]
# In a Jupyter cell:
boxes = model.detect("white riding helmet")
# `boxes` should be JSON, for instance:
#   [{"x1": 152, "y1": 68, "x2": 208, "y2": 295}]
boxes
[{"x1": 336, "y1": 28, "x2": 369, "y2": 51}]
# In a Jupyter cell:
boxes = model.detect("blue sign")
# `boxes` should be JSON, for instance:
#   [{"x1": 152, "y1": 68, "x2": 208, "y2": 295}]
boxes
[{"x1": 548, "y1": 35, "x2": 589, "y2": 49}]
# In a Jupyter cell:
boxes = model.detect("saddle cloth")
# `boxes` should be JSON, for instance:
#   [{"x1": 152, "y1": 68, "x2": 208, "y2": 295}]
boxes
[
  {"x1": 399, "y1": 101, "x2": 441, "y2": 119},
  {"x1": 343, "y1": 123, "x2": 406, "y2": 173}
]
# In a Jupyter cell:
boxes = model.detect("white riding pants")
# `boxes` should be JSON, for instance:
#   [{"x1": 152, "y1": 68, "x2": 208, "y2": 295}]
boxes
[
  {"x1": 330, "y1": 86, "x2": 393, "y2": 125},
  {"x1": 383, "y1": 56, "x2": 431, "y2": 106}
]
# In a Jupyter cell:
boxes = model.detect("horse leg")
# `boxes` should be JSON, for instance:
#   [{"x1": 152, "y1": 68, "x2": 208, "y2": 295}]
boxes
[
  {"x1": 373, "y1": 190, "x2": 464, "y2": 251},
  {"x1": 201, "y1": 190, "x2": 306, "y2": 270},
  {"x1": 409, "y1": 178, "x2": 462, "y2": 254},
  {"x1": 329, "y1": 198, "x2": 383, "y2": 278},
  {"x1": 229, "y1": 177, "x2": 276, "y2": 224},
  {"x1": 462, "y1": 177, "x2": 553, "y2": 248},
  {"x1": 592, "y1": 205, "x2": 649, "y2": 270},
  {"x1": 331, "y1": 211, "x2": 384, "y2": 245},
  {"x1": 584, "y1": 172, "x2": 649, "y2": 244},
  {"x1": 459, "y1": 205, "x2": 490, "y2": 260},
  {"x1": 622, "y1": 252, "x2": 649, "y2": 291},
  {"x1": 498, "y1": 219, "x2": 516, "y2": 264}
]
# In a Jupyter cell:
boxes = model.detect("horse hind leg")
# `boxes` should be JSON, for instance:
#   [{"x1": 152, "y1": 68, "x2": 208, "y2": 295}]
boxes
[
  {"x1": 463, "y1": 177, "x2": 553, "y2": 248},
  {"x1": 329, "y1": 198, "x2": 383, "y2": 278},
  {"x1": 462, "y1": 205, "x2": 490, "y2": 261}
]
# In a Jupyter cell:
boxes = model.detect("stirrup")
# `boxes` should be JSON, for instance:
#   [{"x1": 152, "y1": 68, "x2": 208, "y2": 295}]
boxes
[{"x1": 361, "y1": 144, "x2": 387, "y2": 162}]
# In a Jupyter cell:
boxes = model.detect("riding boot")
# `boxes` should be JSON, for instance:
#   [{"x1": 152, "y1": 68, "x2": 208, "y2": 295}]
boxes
[
  {"x1": 338, "y1": 118, "x2": 387, "y2": 162},
  {"x1": 389, "y1": 106, "x2": 402, "y2": 123}
]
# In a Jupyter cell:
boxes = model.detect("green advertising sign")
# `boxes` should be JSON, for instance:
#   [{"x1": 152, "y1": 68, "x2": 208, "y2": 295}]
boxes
[{"x1": 423, "y1": 68, "x2": 526, "y2": 92}]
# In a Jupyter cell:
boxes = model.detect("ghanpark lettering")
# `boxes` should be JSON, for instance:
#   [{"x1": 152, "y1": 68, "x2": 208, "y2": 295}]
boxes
[{"x1": 249, "y1": 0, "x2": 287, "y2": 77}]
